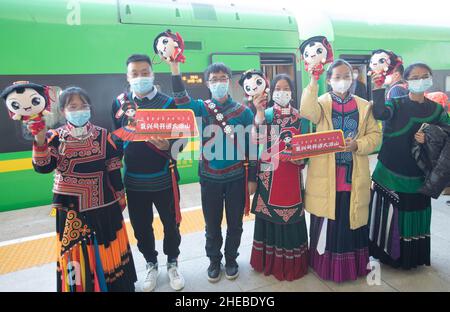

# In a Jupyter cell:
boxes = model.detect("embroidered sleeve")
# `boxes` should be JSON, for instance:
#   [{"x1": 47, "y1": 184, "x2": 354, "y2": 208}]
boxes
[
  {"x1": 105, "y1": 133, "x2": 125, "y2": 194},
  {"x1": 172, "y1": 75, "x2": 205, "y2": 117},
  {"x1": 105, "y1": 156, "x2": 122, "y2": 172},
  {"x1": 114, "y1": 189, "x2": 125, "y2": 201},
  {"x1": 32, "y1": 130, "x2": 59, "y2": 174}
]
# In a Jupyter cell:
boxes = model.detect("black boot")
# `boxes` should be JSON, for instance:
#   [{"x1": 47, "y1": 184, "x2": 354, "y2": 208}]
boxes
[
  {"x1": 207, "y1": 261, "x2": 222, "y2": 283},
  {"x1": 225, "y1": 259, "x2": 239, "y2": 280}
]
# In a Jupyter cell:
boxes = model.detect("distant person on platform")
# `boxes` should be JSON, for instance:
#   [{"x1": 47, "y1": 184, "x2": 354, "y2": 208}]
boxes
[{"x1": 351, "y1": 67, "x2": 369, "y2": 100}]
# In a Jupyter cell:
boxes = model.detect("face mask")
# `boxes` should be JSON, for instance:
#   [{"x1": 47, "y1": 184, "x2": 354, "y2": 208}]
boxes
[
  {"x1": 330, "y1": 79, "x2": 353, "y2": 94},
  {"x1": 65, "y1": 110, "x2": 91, "y2": 127},
  {"x1": 353, "y1": 73, "x2": 359, "y2": 80},
  {"x1": 407, "y1": 77, "x2": 433, "y2": 94},
  {"x1": 130, "y1": 76, "x2": 154, "y2": 95},
  {"x1": 209, "y1": 82, "x2": 229, "y2": 100},
  {"x1": 272, "y1": 91, "x2": 292, "y2": 107}
]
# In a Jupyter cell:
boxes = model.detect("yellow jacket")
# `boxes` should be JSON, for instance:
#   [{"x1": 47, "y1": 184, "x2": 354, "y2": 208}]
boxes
[{"x1": 300, "y1": 82, "x2": 382, "y2": 229}]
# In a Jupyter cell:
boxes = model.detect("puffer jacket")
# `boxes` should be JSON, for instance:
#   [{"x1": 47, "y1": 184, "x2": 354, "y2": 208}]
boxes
[{"x1": 412, "y1": 123, "x2": 450, "y2": 199}]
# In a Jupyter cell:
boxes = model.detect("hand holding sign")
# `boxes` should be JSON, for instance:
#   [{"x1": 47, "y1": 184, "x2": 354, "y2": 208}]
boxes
[
  {"x1": 135, "y1": 109, "x2": 199, "y2": 141},
  {"x1": 289, "y1": 130, "x2": 346, "y2": 161},
  {"x1": 146, "y1": 138, "x2": 170, "y2": 151},
  {"x1": 344, "y1": 138, "x2": 358, "y2": 152}
]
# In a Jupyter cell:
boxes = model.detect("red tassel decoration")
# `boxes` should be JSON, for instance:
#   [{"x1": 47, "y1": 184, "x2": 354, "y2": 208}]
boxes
[
  {"x1": 170, "y1": 160, "x2": 182, "y2": 224},
  {"x1": 244, "y1": 161, "x2": 250, "y2": 216}
]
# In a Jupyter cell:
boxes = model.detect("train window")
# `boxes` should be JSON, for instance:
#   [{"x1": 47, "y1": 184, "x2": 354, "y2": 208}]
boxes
[
  {"x1": 229, "y1": 73, "x2": 246, "y2": 103},
  {"x1": 261, "y1": 54, "x2": 296, "y2": 83},
  {"x1": 208, "y1": 53, "x2": 297, "y2": 105},
  {"x1": 351, "y1": 65, "x2": 370, "y2": 101},
  {"x1": 340, "y1": 54, "x2": 372, "y2": 100},
  {"x1": 260, "y1": 54, "x2": 297, "y2": 106},
  {"x1": 45, "y1": 86, "x2": 64, "y2": 129}
]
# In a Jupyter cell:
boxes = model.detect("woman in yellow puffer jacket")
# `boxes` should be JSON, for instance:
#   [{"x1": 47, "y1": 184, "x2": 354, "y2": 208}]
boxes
[{"x1": 300, "y1": 59, "x2": 381, "y2": 283}]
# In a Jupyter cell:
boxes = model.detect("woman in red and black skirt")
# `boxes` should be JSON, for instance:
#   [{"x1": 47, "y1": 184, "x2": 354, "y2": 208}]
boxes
[{"x1": 250, "y1": 74, "x2": 309, "y2": 281}]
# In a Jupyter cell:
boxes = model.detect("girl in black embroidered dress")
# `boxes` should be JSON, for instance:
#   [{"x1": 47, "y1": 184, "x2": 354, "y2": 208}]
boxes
[{"x1": 32, "y1": 87, "x2": 137, "y2": 292}]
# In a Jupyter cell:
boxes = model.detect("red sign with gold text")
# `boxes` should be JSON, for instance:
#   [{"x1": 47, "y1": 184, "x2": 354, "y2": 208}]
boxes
[
  {"x1": 134, "y1": 109, "x2": 199, "y2": 140},
  {"x1": 290, "y1": 130, "x2": 346, "y2": 160}
]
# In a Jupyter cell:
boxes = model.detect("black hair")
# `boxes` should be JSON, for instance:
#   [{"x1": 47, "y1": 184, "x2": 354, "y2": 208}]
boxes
[
  {"x1": 204, "y1": 63, "x2": 232, "y2": 82},
  {"x1": 153, "y1": 29, "x2": 177, "y2": 54},
  {"x1": 393, "y1": 64, "x2": 404, "y2": 76},
  {"x1": 326, "y1": 59, "x2": 353, "y2": 80},
  {"x1": 403, "y1": 62, "x2": 433, "y2": 80},
  {"x1": 1, "y1": 83, "x2": 45, "y2": 101},
  {"x1": 280, "y1": 130, "x2": 293, "y2": 140},
  {"x1": 59, "y1": 87, "x2": 91, "y2": 111},
  {"x1": 126, "y1": 54, "x2": 152, "y2": 67},
  {"x1": 268, "y1": 74, "x2": 296, "y2": 107},
  {"x1": 299, "y1": 36, "x2": 329, "y2": 55},
  {"x1": 238, "y1": 69, "x2": 265, "y2": 87}
]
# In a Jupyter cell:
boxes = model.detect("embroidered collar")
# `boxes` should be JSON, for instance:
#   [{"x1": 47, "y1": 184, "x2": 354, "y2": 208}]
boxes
[
  {"x1": 330, "y1": 92, "x2": 354, "y2": 105},
  {"x1": 132, "y1": 87, "x2": 157, "y2": 102},
  {"x1": 274, "y1": 104, "x2": 292, "y2": 116},
  {"x1": 65, "y1": 122, "x2": 93, "y2": 140}
]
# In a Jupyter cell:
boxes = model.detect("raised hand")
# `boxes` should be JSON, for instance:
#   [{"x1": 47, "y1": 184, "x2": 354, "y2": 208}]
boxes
[
  {"x1": 371, "y1": 72, "x2": 385, "y2": 89},
  {"x1": 253, "y1": 93, "x2": 268, "y2": 112}
]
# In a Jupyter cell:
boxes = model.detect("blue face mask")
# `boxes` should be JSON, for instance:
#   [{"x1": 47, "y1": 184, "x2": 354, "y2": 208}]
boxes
[
  {"x1": 130, "y1": 76, "x2": 155, "y2": 95},
  {"x1": 65, "y1": 110, "x2": 91, "y2": 127},
  {"x1": 407, "y1": 77, "x2": 433, "y2": 94},
  {"x1": 209, "y1": 82, "x2": 229, "y2": 100}
]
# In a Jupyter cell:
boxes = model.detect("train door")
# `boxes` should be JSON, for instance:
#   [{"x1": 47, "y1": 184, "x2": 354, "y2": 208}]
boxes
[
  {"x1": 210, "y1": 53, "x2": 261, "y2": 102},
  {"x1": 261, "y1": 53, "x2": 298, "y2": 107},
  {"x1": 209, "y1": 53, "x2": 298, "y2": 106}
]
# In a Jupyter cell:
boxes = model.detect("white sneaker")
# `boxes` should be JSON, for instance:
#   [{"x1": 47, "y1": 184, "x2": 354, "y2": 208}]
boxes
[
  {"x1": 142, "y1": 262, "x2": 159, "y2": 292},
  {"x1": 167, "y1": 262, "x2": 185, "y2": 291}
]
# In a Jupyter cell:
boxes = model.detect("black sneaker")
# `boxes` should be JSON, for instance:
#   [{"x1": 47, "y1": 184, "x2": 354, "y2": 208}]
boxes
[
  {"x1": 207, "y1": 261, "x2": 222, "y2": 283},
  {"x1": 225, "y1": 259, "x2": 239, "y2": 280}
]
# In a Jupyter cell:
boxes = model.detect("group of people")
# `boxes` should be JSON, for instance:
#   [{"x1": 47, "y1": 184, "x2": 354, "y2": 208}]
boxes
[{"x1": 26, "y1": 50, "x2": 448, "y2": 292}]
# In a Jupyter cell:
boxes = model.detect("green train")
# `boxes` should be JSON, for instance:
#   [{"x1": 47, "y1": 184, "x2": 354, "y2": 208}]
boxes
[{"x1": 1, "y1": 0, "x2": 450, "y2": 212}]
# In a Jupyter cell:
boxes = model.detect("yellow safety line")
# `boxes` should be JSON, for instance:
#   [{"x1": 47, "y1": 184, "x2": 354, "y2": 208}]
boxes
[
  {"x1": 0, "y1": 158, "x2": 33, "y2": 173},
  {"x1": 0, "y1": 141, "x2": 200, "y2": 174},
  {"x1": 0, "y1": 208, "x2": 254, "y2": 275}
]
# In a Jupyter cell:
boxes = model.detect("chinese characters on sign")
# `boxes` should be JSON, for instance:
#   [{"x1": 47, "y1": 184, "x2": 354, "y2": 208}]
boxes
[
  {"x1": 134, "y1": 109, "x2": 199, "y2": 140},
  {"x1": 289, "y1": 130, "x2": 346, "y2": 160}
]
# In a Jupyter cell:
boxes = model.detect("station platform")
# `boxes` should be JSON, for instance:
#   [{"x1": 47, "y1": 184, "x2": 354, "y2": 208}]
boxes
[{"x1": 0, "y1": 156, "x2": 449, "y2": 292}]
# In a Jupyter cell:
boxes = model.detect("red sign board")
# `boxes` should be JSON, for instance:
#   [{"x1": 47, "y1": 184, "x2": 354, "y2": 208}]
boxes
[
  {"x1": 290, "y1": 130, "x2": 346, "y2": 160},
  {"x1": 134, "y1": 109, "x2": 199, "y2": 140}
]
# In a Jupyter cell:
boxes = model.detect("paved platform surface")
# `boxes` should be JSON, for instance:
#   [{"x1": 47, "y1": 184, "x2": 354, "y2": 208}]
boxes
[{"x1": 0, "y1": 156, "x2": 449, "y2": 292}]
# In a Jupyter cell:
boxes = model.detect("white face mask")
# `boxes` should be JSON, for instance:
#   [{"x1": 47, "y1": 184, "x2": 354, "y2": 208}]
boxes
[
  {"x1": 272, "y1": 91, "x2": 292, "y2": 107},
  {"x1": 330, "y1": 79, "x2": 352, "y2": 94},
  {"x1": 407, "y1": 77, "x2": 433, "y2": 94}
]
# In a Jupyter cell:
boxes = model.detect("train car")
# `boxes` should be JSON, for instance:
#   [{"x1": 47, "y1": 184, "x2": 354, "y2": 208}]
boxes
[
  {"x1": 1, "y1": 0, "x2": 450, "y2": 212},
  {"x1": 0, "y1": 0, "x2": 301, "y2": 211}
]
